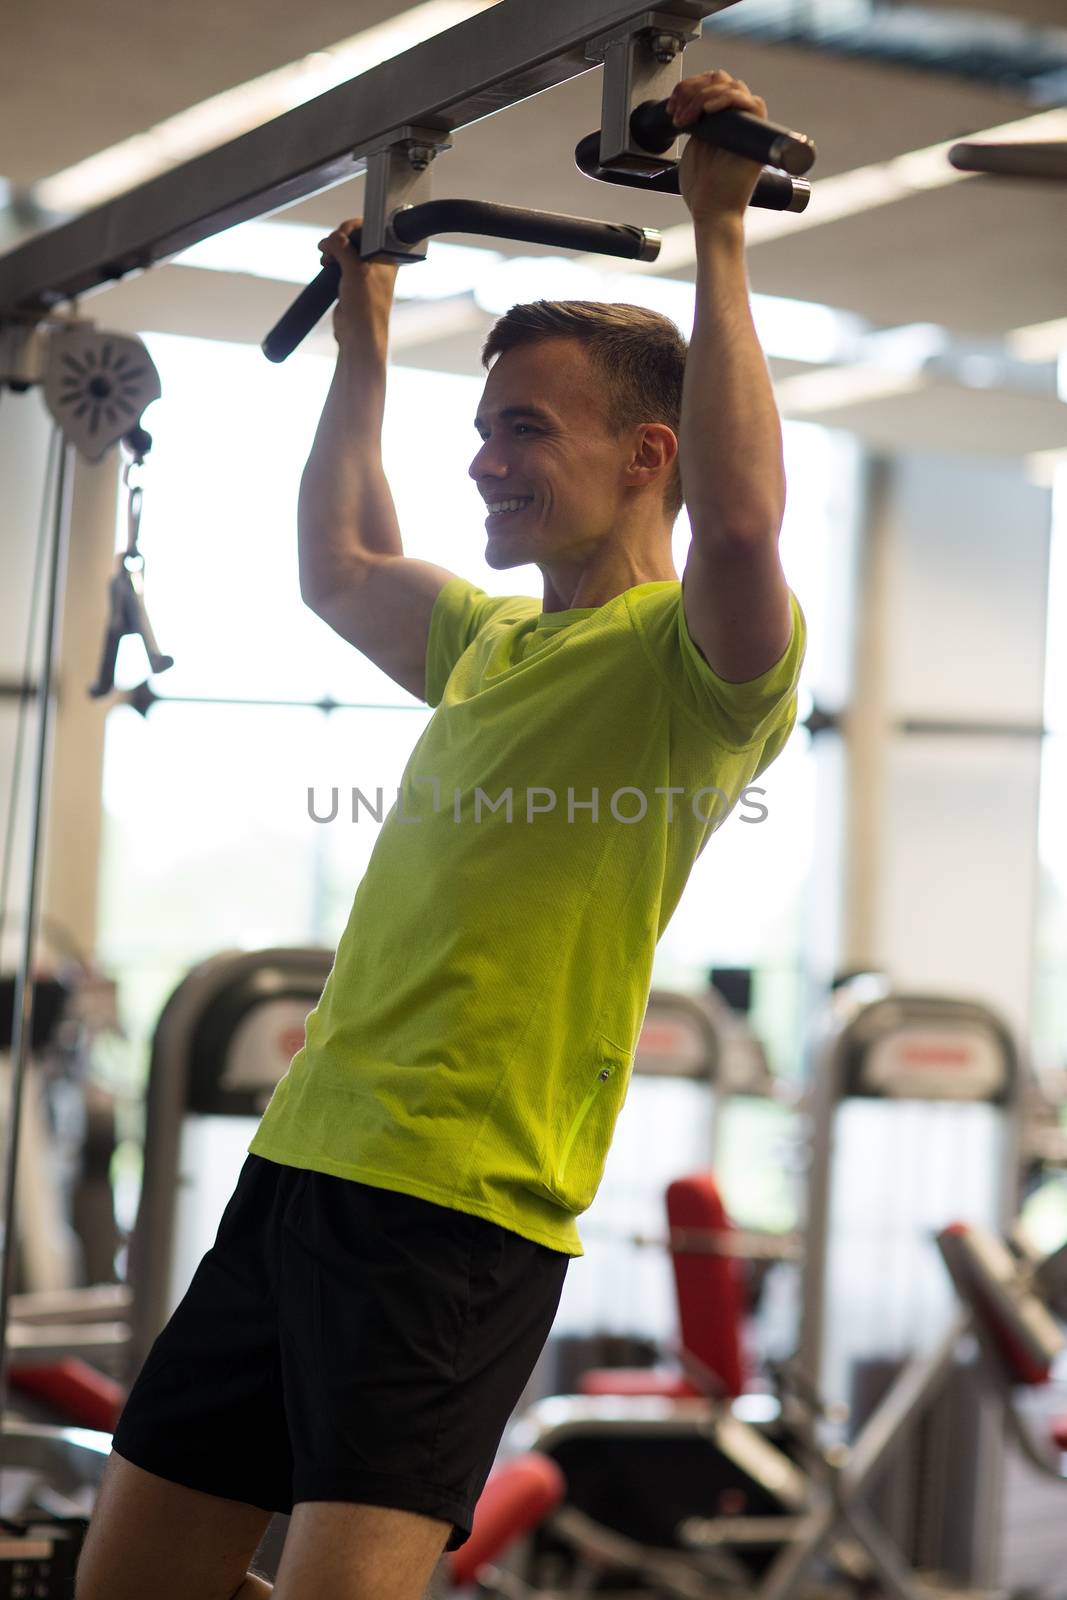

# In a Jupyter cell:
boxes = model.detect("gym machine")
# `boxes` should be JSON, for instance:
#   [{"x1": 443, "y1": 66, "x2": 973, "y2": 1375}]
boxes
[
  {"x1": 0, "y1": 955, "x2": 129, "y2": 1444},
  {"x1": 797, "y1": 974, "x2": 1024, "y2": 1591},
  {"x1": 126, "y1": 946, "x2": 333, "y2": 1380},
  {"x1": 487, "y1": 979, "x2": 1057, "y2": 1600},
  {"x1": 0, "y1": 963, "x2": 120, "y2": 1303}
]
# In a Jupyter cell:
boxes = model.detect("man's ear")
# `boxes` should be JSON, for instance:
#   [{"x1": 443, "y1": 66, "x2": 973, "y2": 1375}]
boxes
[{"x1": 626, "y1": 422, "x2": 678, "y2": 487}]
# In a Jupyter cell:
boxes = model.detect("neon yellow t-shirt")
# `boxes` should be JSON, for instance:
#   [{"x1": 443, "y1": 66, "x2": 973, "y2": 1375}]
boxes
[{"x1": 248, "y1": 576, "x2": 806, "y2": 1255}]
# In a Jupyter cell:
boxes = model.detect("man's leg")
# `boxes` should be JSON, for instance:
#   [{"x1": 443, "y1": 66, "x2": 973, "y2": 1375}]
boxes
[
  {"x1": 271, "y1": 1501, "x2": 451, "y2": 1600},
  {"x1": 75, "y1": 1452, "x2": 273, "y2": 1600}
]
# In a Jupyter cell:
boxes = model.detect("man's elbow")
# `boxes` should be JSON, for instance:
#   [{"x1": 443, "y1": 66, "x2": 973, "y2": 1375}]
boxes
[{"x1": 686, "y1": 511, "x2": 783, "y2": 555}]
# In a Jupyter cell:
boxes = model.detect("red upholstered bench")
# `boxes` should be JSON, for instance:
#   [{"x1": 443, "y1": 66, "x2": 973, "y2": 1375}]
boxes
[
  {"x1": 8, "y1": 1356, "x2": 125, "y2": 1433},
  {"x1": 578, "y1": 1171, "x2": 747, "y2": 1402},
  {"x1": 938, "y1": 1224, "x2": 1063, "y2": 1385},
  {"x1": 937, "y1": 1222, "x2": 1067, "y2": 1478},
  {"x1": 446, "y1": 1451, "x2": 565, "y2": 1590}
]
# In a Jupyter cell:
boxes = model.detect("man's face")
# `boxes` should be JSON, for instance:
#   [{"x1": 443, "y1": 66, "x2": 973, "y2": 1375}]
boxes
[{"x1": 469, "y1": 338, "x2": 635, "y2": 571}]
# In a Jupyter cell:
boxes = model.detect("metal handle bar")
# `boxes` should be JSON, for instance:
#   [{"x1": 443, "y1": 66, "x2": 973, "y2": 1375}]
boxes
[
  {"x1": 575, "y1": 92, "x2": 813, "y2": 210},
  {"x1": 629, "y1": 96, "x2": 816, "y2": 178},
  {"x1": 261, "y1": 199, "x2": 660, "y2": 364},
  {"x1": 574, "y1": 130, "x2": 810, "y2": 211},
  {"x1": 262, "y1": 88, "x2": 818, "y2": 366},
  {"x1": 948, "y1": 140, "x2": 1067, "y2": 181}
]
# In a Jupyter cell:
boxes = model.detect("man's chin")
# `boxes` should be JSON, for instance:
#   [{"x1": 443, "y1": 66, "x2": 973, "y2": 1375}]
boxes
[{"x1": 484, "y1": 539, "x2": 530, "y2": 570}]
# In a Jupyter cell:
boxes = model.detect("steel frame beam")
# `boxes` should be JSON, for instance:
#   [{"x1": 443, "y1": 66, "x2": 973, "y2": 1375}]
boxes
[{"x1": 0, "y1": 0, "x2": 726, "y2": 319}]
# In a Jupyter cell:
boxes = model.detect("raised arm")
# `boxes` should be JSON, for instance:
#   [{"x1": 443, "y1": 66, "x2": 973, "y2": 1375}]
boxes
[{"x1": 298, "y1": 217, "x2": 458, "y2": 701}]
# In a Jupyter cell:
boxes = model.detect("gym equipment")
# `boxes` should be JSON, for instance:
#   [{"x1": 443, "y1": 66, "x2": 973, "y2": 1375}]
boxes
[
  {"x1": 126, "y1": 946, "x2": 333, "y2": 1380},
  {"x1": 493, "y1": 1192, "x2": 1067, "y2": 1600},
  {"x1": 0, "y1": 3, "x2": 817, "y2": 320},
  {"x1": 735, "y1": 1225, "x2": 1067, "y2": 1600},
  {"x1": 0, "y1": 407, "x2": 148, "y2": 1533},
  {"x1": 579, "y1": 1173, "x2": 751, "y2": 1402},
  {"x1": 798, "y1": 975, "x2": 1024, "y2": 1590},
  {"x1": 937, "y1": 1224, "x2": 1067, "y2": 1482},
  {"x1": 949, "y1": 141, "x2": 1067, "y2": 182},
  {"x1": 0, "y1": 1514, "x2": 90, "y2": 1598},
  {"x1": 0, "y1": 974, "x2": 91, "y2": 1297},
  {"x1": 490, "y1": 980, "x2": 1045, "y2": 1599},
  {"x1": 263, "y1": 33, "x2": 814, "y2": 362},
  {"x1": 0, "y1": 961, "x2": 128, "y2": 1436},
  {"x1": 445, "y1": 1452, "x2": 566, "y2": 1596},
  {"x1": 0, "y1": 953, "x2": 124, "y2": 1298},
  {"x1": 88, "y1": 430, "x2": 173, "y2": 699},
  {"x1": 0, "y1": 379, "x2": 156, "y2": 1510}
]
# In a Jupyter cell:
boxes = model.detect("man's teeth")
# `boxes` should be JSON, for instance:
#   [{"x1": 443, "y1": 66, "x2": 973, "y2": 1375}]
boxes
[{"x1": 488, "y1": 498, "x2": 531, "y2": 514}]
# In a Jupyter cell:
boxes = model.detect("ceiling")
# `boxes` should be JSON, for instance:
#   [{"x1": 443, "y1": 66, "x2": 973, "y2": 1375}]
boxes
[
  {"x1": 2, "y1": 0, "x2": 1066, "y2": 461},
  {"x1": 929, "y1": 0, "x2": 1063, "y2": 17}
]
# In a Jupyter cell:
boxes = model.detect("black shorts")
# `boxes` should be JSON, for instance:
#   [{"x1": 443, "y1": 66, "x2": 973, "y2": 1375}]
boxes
[{"x1": 112, "y1": 1153, "x2": 569, "y2": 1550}]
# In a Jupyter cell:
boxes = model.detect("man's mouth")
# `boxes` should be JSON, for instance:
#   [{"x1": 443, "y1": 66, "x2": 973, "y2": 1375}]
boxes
[{"x1": 485, "y1": 497, "x2": 533, "y2": 523}]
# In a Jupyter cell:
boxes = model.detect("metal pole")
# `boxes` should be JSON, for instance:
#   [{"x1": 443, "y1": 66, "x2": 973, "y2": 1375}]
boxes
[{"x1": 0, "y1": 428, "x2": 75, "y2": 1478}]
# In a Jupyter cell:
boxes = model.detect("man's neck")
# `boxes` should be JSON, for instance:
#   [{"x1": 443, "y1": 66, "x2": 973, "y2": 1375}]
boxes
[{"x1": 541, "y1": 560, "x2": 678, "y2": 613}]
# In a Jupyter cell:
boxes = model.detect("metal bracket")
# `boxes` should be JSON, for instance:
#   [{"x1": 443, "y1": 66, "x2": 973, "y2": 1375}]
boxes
[
  {"x1": 586, "y1": 8, "x2": 703, "y2": 174},
  {"x1": 0, "y1": 318, "x2": 52, "y2": 391},
  {"x1": 0, "y1": 311, "x2": 90, "y2": 393},
  {"x1": 356, "y1": 124, "x2": 455, "y2": 263}
]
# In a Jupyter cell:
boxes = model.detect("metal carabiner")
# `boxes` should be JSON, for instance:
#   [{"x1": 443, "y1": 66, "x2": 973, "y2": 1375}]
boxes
[{"x1": 122, "y1": 459, "x2": 144, "y2": 561}]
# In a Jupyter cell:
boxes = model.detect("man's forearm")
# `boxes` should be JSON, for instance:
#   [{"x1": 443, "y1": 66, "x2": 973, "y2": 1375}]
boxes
[
  {"x1": 298, "y1": 349, "x2": 403, "y2": 602},
  {"x1": 678, "y1": 218, "x2": 786, "y2": 545}
]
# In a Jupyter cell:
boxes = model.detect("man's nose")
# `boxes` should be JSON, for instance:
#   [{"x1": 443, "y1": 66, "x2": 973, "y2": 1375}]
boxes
[{"x1": 469, "y1": 443, "x2": 508, "y2": 481}]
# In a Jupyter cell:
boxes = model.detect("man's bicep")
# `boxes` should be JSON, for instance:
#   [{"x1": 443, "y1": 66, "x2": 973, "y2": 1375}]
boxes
[{"x1": 306, "y1": 554, "x2": 460, "y2": 702}]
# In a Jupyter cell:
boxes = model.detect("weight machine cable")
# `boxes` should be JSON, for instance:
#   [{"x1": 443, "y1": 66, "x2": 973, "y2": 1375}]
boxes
[
  {"x1": 0, "y1": 411, "x2": 74, "y2": 1490},
  {"x1": 0, "y1": 420, "x2": 62, "y2": 972}
]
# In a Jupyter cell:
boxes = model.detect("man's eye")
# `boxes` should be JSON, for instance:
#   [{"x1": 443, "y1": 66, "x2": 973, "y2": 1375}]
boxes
[{"x1": 476, "y1": 424, "x2": 534, "y2": 441}]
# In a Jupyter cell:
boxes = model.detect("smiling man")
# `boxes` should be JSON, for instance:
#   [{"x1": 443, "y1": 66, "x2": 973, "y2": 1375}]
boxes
[
  {"x1": 474, "y1": 340, "x2": 680, "y2": 605},
  {"x1": 79, "y1": 68, "x2": 807, "y2": 1600}
]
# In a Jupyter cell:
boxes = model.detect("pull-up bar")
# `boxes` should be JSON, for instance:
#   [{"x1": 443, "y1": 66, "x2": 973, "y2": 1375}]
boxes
[
  {"x1": 262, "y1": 91, "x2": 813, "y2": 362},
  {"x1": 0, "y1": 0, "x2": 815, "y2": 327}
]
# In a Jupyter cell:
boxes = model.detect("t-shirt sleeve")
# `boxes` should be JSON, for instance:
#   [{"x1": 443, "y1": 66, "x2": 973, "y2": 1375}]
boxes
[
  {"x1": 425, "y1": 577, "x2": 534, "y2": 707},
  {"x1": 627, "y1": 582, "x2": 807, "y2": 759}
]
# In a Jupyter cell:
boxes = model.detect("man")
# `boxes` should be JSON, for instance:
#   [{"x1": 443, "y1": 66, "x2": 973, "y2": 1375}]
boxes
[{"x1": 77, "y1": 68, "x2": 806, "y2": 1600}]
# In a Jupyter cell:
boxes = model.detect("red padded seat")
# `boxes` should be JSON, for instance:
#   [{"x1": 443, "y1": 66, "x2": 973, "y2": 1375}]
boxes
[
  {"x1": 446, "y1": 1452, "x2": 566, "y2": 1588},
  {"x1": 578, "y1": 1171, "x2": 747, "y2": 1401}
]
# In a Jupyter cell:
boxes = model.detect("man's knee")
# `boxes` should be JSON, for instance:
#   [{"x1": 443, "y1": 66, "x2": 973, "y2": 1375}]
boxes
[
  {"x1": 76, "y1": 1451, "x2": 272, "y2": 1600},
  {"x1": 272, "y1": 1502, "x2": 451, "y2": 1600}
]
